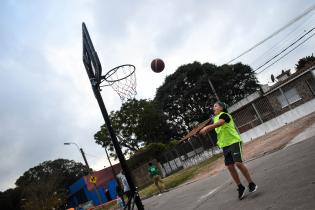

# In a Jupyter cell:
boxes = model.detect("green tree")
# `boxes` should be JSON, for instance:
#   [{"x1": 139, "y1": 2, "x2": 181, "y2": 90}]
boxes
[
  {"x1": 154, "y1": 62, "x2": 259, "y2": 138},
  {"x1": 16, "y1": 159, "x2": 89, "y2": 188},
  {"x1": 21, "y1": 178, "x2": 66, "y2": 210},
  {"x1": 94, "y1": 99, "x2": 173, "y2": 158},
  {"x1": 0, "y1": 188, "x2": 22, "y2": 210},
  {"x1": 295, "y1": 53, "x2": 315, "y2": 71},
  {"x1": 15, "y1": 159, "x2": 89, "y2": 210}
]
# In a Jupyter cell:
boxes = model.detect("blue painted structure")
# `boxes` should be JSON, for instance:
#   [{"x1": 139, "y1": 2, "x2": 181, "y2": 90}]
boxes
[{"x1": 68, "y1": 177, "x2": 117, "y2": 207}]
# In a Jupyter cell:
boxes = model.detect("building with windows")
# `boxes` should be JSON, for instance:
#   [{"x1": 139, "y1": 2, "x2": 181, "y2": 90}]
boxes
[{"x1": 228, "y1": 65, "x2": 315, "y2": 139}]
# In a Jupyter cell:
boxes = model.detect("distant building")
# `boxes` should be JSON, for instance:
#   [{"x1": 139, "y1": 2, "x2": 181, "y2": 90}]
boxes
[
  {"x1": 229, "y1": 65, "x2": 315, "y2": 133},
  {"x1": 276, "y1": 69, "x2": 291, "y2": 81},
  {"x1": 67, "y1": 164, "x2": 121, "y2": 208}
]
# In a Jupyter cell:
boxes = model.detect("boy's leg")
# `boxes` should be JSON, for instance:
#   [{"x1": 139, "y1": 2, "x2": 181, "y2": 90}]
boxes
[
  {"x1": 227, "y1": 164, "x2": 246, "y2": 199},
  {"x1": 231, "y1": 142, "x2": 257, "y2": 193},
  {"x1": 157, "y1": 175, "x2": 165, "y2": 191},
  {"x1": 223, "y1": 145, "x2": 241, "y2": 185},
  {"x1": 225, "y1": 143, "x2": 254, "y2": 199},
  {"x1": 226, "y1": 164, "x2": 241, "y2": 185},
  {"x1": 235, "y1": 162, "x2": 253, "y2": 184},
  {"x1": 154, "y1": 176, "x2": 162, "y2": 192}
]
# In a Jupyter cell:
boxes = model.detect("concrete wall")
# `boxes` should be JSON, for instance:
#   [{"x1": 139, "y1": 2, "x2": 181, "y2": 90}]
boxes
[
  {"x1": 229, "y1": 91, "x2": 261, "y2": 113},
  {"x1": 240, "y1": 98, "x2": 315, "y2": 143}
]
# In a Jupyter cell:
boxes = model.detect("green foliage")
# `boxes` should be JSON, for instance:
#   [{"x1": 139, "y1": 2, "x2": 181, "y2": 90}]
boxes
[
  {"x1": 0, "y1": 188, "x2": 21, "y2": 210},
  {"x1": 21, "y1": 180, "x2": 66, "y2": 210},
  {"x1": 94, "y1": 99, "x2": 173, "y2": 158},
  {"x1": 16, "y1": 159, "x2": 89, "y2": 188},
  {"x1": 295, "y1": 53, "x2": 315, "y2": 71},
  {"x1": 155, "y1": 61, "x2": 259, "y2": 138},
  {"x1": 166, "y1": 140, "x2": 180, "y2": 149},
  {"x1": 127, "y1": 143, "x2": 167, "y2": 169},
  {"x1": 14, "y1": 159, "x2": 89, "y2": 210}
]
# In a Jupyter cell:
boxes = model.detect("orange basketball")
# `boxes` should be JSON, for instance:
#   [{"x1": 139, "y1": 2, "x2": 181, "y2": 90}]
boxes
[{"x1": 151, "y1": 58, "x2": 165, "y2": 73}]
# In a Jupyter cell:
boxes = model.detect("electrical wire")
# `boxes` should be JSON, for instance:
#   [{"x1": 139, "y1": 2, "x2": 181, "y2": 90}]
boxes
[
  {"x1": 249, "y1": 12, "x2": 315, "y2": 67},
  {"x1": 226, "y1": 4, "x2": 315, "y2": 64},
  {"x1": 254, "y1": 26, "x2": 315, "y2": 72},
  {"x1": 256, "y1": 32, "x2": 315, "y2": 74}
]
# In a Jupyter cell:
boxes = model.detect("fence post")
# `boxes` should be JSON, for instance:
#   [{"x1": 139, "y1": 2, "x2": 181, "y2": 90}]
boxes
[
  {"x1": 164, "y1": 153, "x2": 173, "y2": 173},
  {"x1": 279, "y1": 87, "x2": 292, "y2": 110},
  {"x1": 173, "y1": 147, "x2": 183, "y2": 166},
  {"x1": 252, "y1": 103, "x2": 263, "y2": 124}
]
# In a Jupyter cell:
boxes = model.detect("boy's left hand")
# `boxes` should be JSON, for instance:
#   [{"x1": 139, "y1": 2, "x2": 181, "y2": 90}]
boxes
[{"x1": 199, "y1": 126, "x2": 208, "y2": 134}]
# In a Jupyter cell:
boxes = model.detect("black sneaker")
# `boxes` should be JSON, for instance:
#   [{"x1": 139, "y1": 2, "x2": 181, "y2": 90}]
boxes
[
  {"x1": 237, "y1": 185, "x2": 246, "y2": 200},
  {"x1": 248, "y1": 182, "x2": 257, "y2": 193}
]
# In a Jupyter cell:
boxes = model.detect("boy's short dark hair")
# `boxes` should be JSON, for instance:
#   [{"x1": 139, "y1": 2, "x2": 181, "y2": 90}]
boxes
[{"x1": 216, "y1": 101, "x2": 228, "y2": 113}]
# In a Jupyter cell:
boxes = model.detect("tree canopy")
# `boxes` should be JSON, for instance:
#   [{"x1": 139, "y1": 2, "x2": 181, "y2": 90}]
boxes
[
  {"x1": 295, "y1": 53, "x2": 315, "y2": 71},
  {"x1": 14, "y1": 159, "x2": 89, "y2": 210},
  {"x1": 94, "y1": 99, "x2": 173, "y2": 158},
  {"x1": 16, "y1": 159, "x2": 90, "y2": 188},
  {"x1": 154, "y1": 62, "x2": 259, "y2": 138}
]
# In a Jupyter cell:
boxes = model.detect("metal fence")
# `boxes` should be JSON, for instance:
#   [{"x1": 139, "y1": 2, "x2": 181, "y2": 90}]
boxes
[
  {"x1": 233, "y1": 96, "x2": 276, "y2": 133},
  {"x1": 233, "y1": 72, "x2": 315, "y2": 133},
  {"x1": 158, "y1": 133, "x2": 221, "y2": 176}
]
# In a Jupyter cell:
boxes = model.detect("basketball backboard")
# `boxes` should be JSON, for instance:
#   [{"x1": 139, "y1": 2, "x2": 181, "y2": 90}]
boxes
[{"x1": 82, "y1": 22, "x2": 102, "y2": 84}]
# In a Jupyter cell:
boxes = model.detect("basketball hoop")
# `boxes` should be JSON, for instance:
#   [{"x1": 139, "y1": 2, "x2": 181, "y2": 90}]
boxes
[{"x1": 101, "y1": 64, "x2": 137, "y2": 102}]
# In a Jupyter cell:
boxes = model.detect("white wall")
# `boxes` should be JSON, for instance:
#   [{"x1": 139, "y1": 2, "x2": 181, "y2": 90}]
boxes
[{"x1": 240, "y1": 98, "x2": 315, "y2": 143}]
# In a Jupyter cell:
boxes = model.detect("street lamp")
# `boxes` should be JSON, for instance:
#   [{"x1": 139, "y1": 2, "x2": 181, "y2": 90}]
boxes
[
  {"x1": 64, "y1": 142, "x2": 103, "y2": 204},
  {"x1": 64, "y1": 142, "x2": 91, "y2": 172}
]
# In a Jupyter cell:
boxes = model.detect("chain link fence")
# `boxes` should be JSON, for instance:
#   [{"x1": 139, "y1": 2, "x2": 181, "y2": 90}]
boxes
[{"x1": 158, "y1": 132, "x2": 221, "y2": 176}]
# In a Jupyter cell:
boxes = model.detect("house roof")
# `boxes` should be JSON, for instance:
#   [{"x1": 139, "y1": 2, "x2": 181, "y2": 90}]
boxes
[
  {"x1": 275, "y1": 69, "x2": 291, "y2": 80},
  {"x1": 83, "y1": 163, "x2": 121, "y2": 191},
  {"x1": 263, "y1": 65, "x2": 315, "y2": 95},
  {"x1": 228, "y1": 65, "x2": 315, "y2": 113}
]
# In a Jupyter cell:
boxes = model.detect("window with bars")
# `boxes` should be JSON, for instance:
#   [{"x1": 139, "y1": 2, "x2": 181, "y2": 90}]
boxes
[
  {"x1": 277, "y1": 88, "x2": 301, "y2": 108},
  {"x1": 306, "y1": 78, "x2": 315, "y2": 96}
]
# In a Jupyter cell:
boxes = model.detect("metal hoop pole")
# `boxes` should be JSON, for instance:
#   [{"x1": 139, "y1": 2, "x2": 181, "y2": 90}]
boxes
[{"x1": 91, "y1": 82, "x2": 144, "y2": 210}]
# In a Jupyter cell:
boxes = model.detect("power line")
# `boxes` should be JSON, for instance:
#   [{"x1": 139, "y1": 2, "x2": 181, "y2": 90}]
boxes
[
  {"x1": 249, "y1": 12, "x2": 315, "y2": 67},
  {"x1": 226, "y1": 4, "x2": 315, "y2": 64},
  {"x1": 254, "y1": 26, "x2": 315, "y2": 72},
  {"x1": 256, "y1": 32, "x2": 315, "y2": 74}
]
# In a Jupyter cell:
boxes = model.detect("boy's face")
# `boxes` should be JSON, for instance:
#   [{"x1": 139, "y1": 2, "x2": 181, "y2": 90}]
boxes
[{"x1": 213, "y1": 103, "x2": 223, "y2": 115}]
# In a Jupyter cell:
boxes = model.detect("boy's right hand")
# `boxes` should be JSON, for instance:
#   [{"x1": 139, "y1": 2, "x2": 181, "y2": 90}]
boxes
[{"x1": 199, "y1": 126, "x2": 208, "y2": 134}]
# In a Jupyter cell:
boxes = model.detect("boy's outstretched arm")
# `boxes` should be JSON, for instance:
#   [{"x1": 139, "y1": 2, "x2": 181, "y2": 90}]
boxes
[{"x1": 199, "y1": 119, "x2": 225, "y2": 134}]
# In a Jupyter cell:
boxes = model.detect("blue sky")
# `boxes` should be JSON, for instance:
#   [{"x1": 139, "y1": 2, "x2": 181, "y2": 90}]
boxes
[{"x1": 0, "y1": 0, "x2": 314, "y2": 191}]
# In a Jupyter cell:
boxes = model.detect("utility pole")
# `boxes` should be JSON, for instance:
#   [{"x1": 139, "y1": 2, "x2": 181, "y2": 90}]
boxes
[
  {"x1": 207, "y1": 78, "x2": 220, "y2": 101},
  {"x1": 80, "y1": 148, "x2": 91, "y2": 172},
  {"x1": 104, "y1": 147, "x2": 116, "y2": 179},
  {"x1": 64, "y1": 142, "x2": 102, "y2": 204}
]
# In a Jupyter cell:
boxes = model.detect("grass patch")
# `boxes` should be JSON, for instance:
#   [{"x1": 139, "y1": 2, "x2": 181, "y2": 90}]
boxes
[{"x1": 139, "y1": 154, "x2": 222, "y2": 199}]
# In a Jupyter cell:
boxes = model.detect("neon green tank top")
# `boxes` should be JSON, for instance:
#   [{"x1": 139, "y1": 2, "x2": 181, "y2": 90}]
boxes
[{"x1": 213, "y1": 112, "x2": 241, "y2": 148}]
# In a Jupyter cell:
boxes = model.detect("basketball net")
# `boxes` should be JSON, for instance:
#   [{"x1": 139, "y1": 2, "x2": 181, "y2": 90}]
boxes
[{"x1": 102, "y1": 64, "x2": 137, "y2": 102}]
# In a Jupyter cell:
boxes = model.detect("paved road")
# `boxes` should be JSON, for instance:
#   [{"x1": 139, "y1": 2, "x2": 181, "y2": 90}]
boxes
[{"x1": 142, "y1": 135, "x2": 315, "y2": 210}]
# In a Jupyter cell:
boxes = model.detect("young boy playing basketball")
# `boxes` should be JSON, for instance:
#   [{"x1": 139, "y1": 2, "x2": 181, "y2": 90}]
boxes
[{"x1": 199, "y1": 101, "x2": 257, "y2": 200}]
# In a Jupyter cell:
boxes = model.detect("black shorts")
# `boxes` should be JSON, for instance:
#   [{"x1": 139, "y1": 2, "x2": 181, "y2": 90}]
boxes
[{"x1": 222, "y1": 142, "x2": 243, "y2": 165}]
